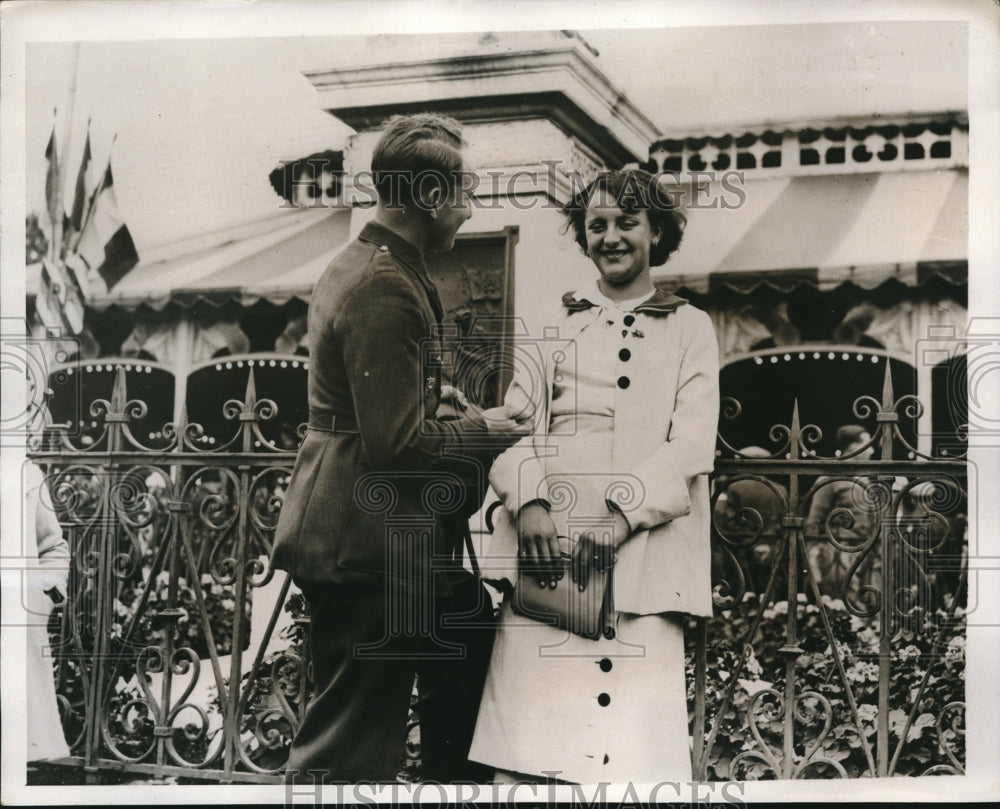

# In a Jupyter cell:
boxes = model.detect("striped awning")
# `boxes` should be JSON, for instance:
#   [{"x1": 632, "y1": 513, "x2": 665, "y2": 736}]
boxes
[
  {"x1": 86, "y1": 208, "x2": 352, "y2": 311},
  {"x1": 654, "y1": 168, "x2": 967, "y2": 293},
  {"x1": 28, "y1": 168, "x2": 966, "y2": 312}
]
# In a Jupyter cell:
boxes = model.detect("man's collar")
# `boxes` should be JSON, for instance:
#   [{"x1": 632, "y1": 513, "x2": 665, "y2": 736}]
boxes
[
  {"x1": 359, "y1": 221, "x2": 442, "y2": 320},
  {"x1": 562, "y1": 286, "x2": 688, "y2": 315},
  {"x1": 358, "y1": 221, "x2": 425, "y2": 270}
]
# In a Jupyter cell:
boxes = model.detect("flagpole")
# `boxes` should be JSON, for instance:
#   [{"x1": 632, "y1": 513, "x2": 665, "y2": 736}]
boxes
[
  {"x1": 66, "y1": 118, "x2": 92, "y2": 256},
  {"x1": 53, "y1": 42, "x2": 80, "y2": 264},
  {"x1": 76, "y1": 132, "x2": 117, "y2": 241},
  {"x1": 46, "y1": 109, "x2": 56, "y2": 264}
]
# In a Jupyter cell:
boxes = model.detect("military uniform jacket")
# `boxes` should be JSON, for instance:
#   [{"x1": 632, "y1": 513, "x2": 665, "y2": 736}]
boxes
[{"x1": 271, "y1": 222, "x2": 492, "y2": 589}]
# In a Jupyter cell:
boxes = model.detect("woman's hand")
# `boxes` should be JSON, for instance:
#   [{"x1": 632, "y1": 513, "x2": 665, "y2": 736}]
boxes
[
  {"x1": 480, "y1": 405, "x2": 534, "y2": 434},
  {"x1": 467, "y1": 403, "x2": 534, "y2": 440},
  {"x1": 437, "y1": 388, "x2": 532, "y2": 438},
  {"x1": 517, "y1": 502, "x2": 561, "y2": 589},
  {"x1": 570, "y1": 508, "x2": 630, "y2": 591}
]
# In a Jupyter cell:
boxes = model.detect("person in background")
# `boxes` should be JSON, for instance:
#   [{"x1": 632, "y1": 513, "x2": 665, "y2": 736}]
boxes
[
  {"x1": 804, "y1": 424, "x2": 881, "y2": 602},
  {"x1": 24, "y1": 460, "x2": 71, "y2": 764},
  {"x1": 713, "y1": 446, "x2": 788, "y2": 600}
]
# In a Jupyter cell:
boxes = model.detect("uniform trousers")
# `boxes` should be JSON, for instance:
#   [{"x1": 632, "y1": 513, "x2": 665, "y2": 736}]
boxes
[{"x1": 284, "y1": 575, "x2": 496, "y2": 785}]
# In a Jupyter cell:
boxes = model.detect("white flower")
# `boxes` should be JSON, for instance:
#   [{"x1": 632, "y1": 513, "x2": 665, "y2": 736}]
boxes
[
  {"x1": 857, "y1": 703, "x2": 878, "y2": 727},
  {"x1": 739, "y1": 678, "x2": 773, "y2": 697},
  {"x1": 847, "y1": 661, "x2": 879, "y2": 684},
  {"x1": 835, "y1": 641, "x2": 854, "y2": 664},
  {"x1": 945, "y1": 636, "x2": 965, "y2": 664}
]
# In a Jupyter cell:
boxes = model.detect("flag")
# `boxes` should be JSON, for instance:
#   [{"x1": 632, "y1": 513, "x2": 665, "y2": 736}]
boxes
[
  {"x1": 63, "y1": 128, "x2": 92, "y2": 255},
  {"x1": 73, "y1": 163, "x2": 139, "y2": 291},
  {"x1": 44, "y1": 125, "x2": 61, "y2": 229}
]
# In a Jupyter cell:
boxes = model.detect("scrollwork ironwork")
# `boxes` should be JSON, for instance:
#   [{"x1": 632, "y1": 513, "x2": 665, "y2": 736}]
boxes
[{"x1": 29, "y1": 359, "x2": 967, "y2": 784}]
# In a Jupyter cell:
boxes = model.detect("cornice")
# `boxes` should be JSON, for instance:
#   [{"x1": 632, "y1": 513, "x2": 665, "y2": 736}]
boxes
[{"x1": 305, "y1": 42, "x2": 660, "y2": 166}]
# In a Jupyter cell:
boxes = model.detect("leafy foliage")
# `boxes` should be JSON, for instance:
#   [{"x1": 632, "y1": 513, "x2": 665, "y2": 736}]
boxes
[{"x1": 685, "y1": 592, "x2": 966, "y2": 779}]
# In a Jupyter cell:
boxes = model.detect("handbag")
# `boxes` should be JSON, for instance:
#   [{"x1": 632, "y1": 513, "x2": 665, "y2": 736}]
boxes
[{"x1": 511, "y1": 535, "x2": 615, "y2": 640}]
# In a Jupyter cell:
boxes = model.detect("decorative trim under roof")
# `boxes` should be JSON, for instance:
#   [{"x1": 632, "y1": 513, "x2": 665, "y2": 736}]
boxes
[{"x1": 647, "y1": 115, "x2": 967, "y2": 179}]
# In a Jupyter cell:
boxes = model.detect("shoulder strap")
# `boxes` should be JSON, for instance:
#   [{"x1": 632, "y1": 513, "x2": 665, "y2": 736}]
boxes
[{"x1": 461, "y1": 520, "x2": 481, "y2": 577}]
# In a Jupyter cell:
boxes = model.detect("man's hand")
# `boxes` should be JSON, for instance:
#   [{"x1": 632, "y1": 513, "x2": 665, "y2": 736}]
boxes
[
  {"x1": 435, "y1": 385, "x2": 470, "y2": 421},
  {"x1": 438, "y1": 384, "x2": 469, "y2": 410},
  {"x1": 570, "y1": 508, "x2": 630, "y2": 591},
  {"x1": 517, "y1": 502, "x2": 561, "y2": 589}
]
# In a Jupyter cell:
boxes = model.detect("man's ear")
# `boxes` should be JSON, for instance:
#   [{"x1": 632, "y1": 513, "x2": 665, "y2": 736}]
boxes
[{"x1": 417, "y1": 182, "x2": 443, "y2": 216}]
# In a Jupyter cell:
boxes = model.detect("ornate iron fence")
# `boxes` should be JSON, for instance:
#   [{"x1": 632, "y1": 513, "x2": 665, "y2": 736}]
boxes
[
  {"x1": 29, "y1": 359, "x2": 966, "y2": 782},
  {"x1": 692, "y1": 363, "x2": 966, "y2": 779},
  {"x1": 32, "y1": 363, "x2": 311, "y2": 783}
]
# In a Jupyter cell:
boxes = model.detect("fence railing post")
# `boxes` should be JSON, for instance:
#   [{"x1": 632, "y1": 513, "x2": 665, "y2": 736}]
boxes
[
  {"x1": 875, "y1": 362, "x2": 897, "y2": 776},
  {"x1": 777, "y1": 402, "x2": 806, "y2": 779},
  {"x1": 86, "y1": 366, "x2": 131, "y2": 777},
  {"x1": 223, "y1": 367, "x2": 264, "y2": 781},
  {"x1": 692, "y1": 616, "x2": 708, "y2": 780}
]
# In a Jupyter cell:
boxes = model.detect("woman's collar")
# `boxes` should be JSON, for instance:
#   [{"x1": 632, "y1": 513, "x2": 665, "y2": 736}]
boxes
[{"x1": 562, "y1": 284, "x2": 689, "y2": 315}]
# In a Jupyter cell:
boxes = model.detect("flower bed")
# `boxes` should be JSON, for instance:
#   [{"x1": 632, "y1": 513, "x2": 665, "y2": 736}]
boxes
[{"x1": 685, "y1": 593, "x2": 966, "y2": 779}]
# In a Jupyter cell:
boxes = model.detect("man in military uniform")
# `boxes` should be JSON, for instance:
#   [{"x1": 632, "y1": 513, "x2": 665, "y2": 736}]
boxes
[{"x1": 272, "y1": 113, "x2": 528, "y2": 784}]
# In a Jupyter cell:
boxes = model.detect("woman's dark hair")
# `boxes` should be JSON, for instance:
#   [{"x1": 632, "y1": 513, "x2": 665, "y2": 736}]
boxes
[
  {"x1": 562, "y1": 169, "x2": 686, "y2": 266},
  {"x1": 371, "y1": 113, "x2": 465, "y2": 209}
]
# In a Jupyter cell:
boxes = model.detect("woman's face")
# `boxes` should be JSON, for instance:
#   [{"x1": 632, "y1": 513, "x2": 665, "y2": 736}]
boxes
[{"x1": 583, "y1": 200, "x2": 660, "y2": 290}]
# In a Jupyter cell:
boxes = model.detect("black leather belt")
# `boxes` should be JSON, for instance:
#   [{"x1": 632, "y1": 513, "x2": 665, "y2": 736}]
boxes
[{"x1": 307, "y1": 410, "x2": 359, "y2": 434}]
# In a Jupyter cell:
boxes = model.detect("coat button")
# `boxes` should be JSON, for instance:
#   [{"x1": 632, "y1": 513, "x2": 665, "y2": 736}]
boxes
[
  {"x1": 597, "y1": 692, "x2": 611, "y2": 707},
  {"x1": 618, "y1": 348, "x2": 631, "y2": 362},
  {"x1": 623, "y1": 314, "x2": 635, "y2": 327},
  {"x1": 379, "y1": 245, "x2": 389, "y2": 252},
  {"x1": 617, "y1": 376, "x2": 630, "y2": 389},
  {"x1": 599, "y1": 658, "x2": 613, "y2": 672}
]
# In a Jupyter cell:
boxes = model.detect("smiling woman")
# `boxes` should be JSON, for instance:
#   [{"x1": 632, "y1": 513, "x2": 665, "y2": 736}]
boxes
[
  {"x1": 470, "y1": 169, "x2": 719, "y2": 784},
  {"x1": 567, "y1": 171, "x2": 686, "y2": 301}
]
